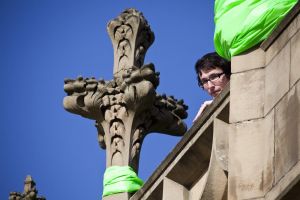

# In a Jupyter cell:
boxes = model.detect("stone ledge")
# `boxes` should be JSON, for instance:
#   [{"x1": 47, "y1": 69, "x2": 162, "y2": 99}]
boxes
[{"x1": 264, "y1": 161, "x2": 300, "y2": 200}]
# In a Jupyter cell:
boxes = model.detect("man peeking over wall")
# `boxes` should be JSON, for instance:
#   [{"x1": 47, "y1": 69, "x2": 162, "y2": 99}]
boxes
[
  {"x1": 193, "y1": 0, "x2": 297, "y2": 121},
  {"x1": 193, "y1": 52, "x2": 230, "y2": 122}
]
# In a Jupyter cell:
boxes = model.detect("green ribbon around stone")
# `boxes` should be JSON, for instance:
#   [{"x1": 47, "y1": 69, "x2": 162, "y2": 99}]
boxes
[
  {"x1": 214, "y1": 0, "x2": 297, "y2": 60},
  {"x1": 102, "y1": 166, "x2": 144, "y2": 197}
]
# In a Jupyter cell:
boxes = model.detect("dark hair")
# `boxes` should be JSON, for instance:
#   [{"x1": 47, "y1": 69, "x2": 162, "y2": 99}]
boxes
[{"x1": 195, "y1": 52, "x2": 231, "y2": 87}]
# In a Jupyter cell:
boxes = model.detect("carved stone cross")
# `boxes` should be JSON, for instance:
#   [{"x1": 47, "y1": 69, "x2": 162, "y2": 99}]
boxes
[{"x1": 63, "y1": 8, "x2": 188, "y2": 199}]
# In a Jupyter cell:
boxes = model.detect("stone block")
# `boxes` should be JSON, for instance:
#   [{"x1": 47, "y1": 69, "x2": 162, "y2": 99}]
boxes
[
  {"x1": 266, "y1": 29, "x2": 289, "y2": 65},
  {"x1": 230, "y1": 68, "x2": 265, "y2": 123},
  {"x1": 231, "y1": 47, "x2": 266, "y2": 73},
  {"x1": 297, "y1": 12, "x2": 300, "y2": 31},
  {"x1": 103, "y1": 192, "x2": 130, "y2": 200},
  {"x1": 274, "y1": 86, "x2": 300, "y2": 185},
  {"x1": 200, "y1": 150, "x2": 228, "y2": 200},
  {"x1": 213, "y1": 118, "x2": 229, "y2": 171},
  {"x1": 266, "y1": 15, "x2": 298, "y2": 64},
  {"x1": 291, "y1": 30, "x2": 300, "y2": 87},
  {"x1": 297, "y1": 81, "x2": 300, "y2": 160},
  {"x1": 162, "y1": 177, "x2": 189, "y2": 200},
  {"x1": 189, "y1": 172, "x2": 208, "y2": 200},
  {"x1": 229, "y1": 111, "x2": 274, "y2": 199},
  {"x1": 288, "y1": 13, "x2": 298, "y2": 40},
  {"x1": 265, "y1": 42, "x2": 290, "y2": 115}
]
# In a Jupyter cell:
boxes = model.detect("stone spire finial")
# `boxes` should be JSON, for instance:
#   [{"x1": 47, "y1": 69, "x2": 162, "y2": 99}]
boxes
[
  {"x1": 24, "y1": 175, "x2": 35, "y2": 194},
  {"x1": 107, "y1": 8, "x2": 154, "y2": 77},
  {"x1": 9, "y1": 175, "x2": 46, "y2": 200},
  {"x1": 63, "y1": 8, "x2": 188, "y2": 199}
]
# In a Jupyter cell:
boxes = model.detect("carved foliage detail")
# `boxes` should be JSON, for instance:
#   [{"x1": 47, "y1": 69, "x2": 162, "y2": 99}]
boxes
[
  {"x1": 107, "y1": 8, "x2": 155, "y2": 74},
  {"x1": 63, "y1": 63, "x2": 188, "y2": 169}
]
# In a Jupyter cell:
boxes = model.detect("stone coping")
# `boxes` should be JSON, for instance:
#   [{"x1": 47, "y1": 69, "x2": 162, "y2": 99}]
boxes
[
  {"x1": 131, "y1": 83, "x2": 230, "y2": 200},
  {"x1": 261, "y1": 2, "x2": 300, "y2": 51}
]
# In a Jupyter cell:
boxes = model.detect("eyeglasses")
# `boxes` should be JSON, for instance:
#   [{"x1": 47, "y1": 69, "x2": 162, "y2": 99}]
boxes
[{"x1": 200, "y1": 72, "x2": 225, "y2": 88}]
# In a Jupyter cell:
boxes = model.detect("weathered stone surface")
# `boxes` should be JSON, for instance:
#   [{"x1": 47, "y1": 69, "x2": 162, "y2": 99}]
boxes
[
  {"x1": 189, "y1": 172, "x2": 208, "y2": 200},
  {"x1": 297, "y1": 11, "x2": 300, "y2": 30},
  {"x1": 291, "y1": 30, "x2": 300, "y2": 87},
  {"x1": 229, "y1": 110, "x2": 274, "y2": 199},
  {"x1": 107, "y1": 9, "x2": 154, "y2": 76},
  {"x1": 274, "y1": 86, "x2": 300, "y2": 184},
  {"x1": 265, "y1": 42, "x2": 290, "y2": 115},
  {"x1": 264, "y1": 161, "x2": 300, "y2": 200},
  {"x1": 265, "y1": 14, "x2": 298, "y2": 65},
  {"x1": 231, "y1": 47, "x2": 265, "y2": 73},
  {"x1": 165, "y1": 123, "x2": 213, "y2": 188},
  {"x1": 230, "y1": 68, "x2": 265, "y2": 123},
  {"x1": 213, "y1": 118, "x2": 229, "y2": 171},
  {"x1": 266, "y1": 28, "x2": 289, "y2": 65},
  {"x1": 287, "y1": 11, "x2": 299, "y2": 41},
  {"x1": 297, "y1": 81, "x2": 300, "y2": 160},
  {"x1": 200, "y1": 150, "x2": 228, "y2": 200},
  {"x1": 162, "y1": 178, "x2": 189, "y2": 200}
]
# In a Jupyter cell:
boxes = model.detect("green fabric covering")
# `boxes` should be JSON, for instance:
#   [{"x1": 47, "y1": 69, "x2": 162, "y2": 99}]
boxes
[
  {"x1": 214, "y1": 0, "x2": 297, "y2": 60},
  {"x1": 102, "y1": 166, "x2": 144, "y2": 197}
]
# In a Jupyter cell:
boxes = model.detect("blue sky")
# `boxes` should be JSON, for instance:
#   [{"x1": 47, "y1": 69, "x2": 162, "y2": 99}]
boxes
[{"x1": 0, "y1": 1, "x2": 214, "y2": 199}]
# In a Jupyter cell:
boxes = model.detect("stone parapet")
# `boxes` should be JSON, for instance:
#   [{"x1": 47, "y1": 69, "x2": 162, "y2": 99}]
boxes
[
  {"x1": 229, "y1": 2, "x2": 300, "y2": 199},
  {"x1": 131, "y1": 85, "x2": 230, "y2": 200}
]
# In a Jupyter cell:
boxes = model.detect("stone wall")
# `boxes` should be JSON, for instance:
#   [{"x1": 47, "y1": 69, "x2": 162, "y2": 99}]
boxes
[{"x1": 229, "y1": 4, "x2": 300, "y2": 199}]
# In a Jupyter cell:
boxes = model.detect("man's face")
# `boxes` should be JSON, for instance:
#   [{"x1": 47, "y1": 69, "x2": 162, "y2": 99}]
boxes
[{"x1": 199, "y1": 67, "x2": 229, "y2": 98}]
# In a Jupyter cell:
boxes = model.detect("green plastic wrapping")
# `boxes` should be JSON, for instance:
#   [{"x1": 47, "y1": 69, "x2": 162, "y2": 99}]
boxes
[
  {"x1": 102, "y1": 166, "x2": 144, "y2": 197},
  {"x1": 214, "y1": 0, "x2": 297, "y2": 60}
]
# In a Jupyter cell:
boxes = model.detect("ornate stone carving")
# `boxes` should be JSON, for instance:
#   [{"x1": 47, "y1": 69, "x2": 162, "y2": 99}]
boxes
[
  {"x1": 9, "y1": 176, "x2": 46, "y2": 200},
  {"x1": 107, "y1": 8, "x2": 155, "y2": 77},
  {"x1": 63, "y1": 8, "x2": 188, "y2": 173}
]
